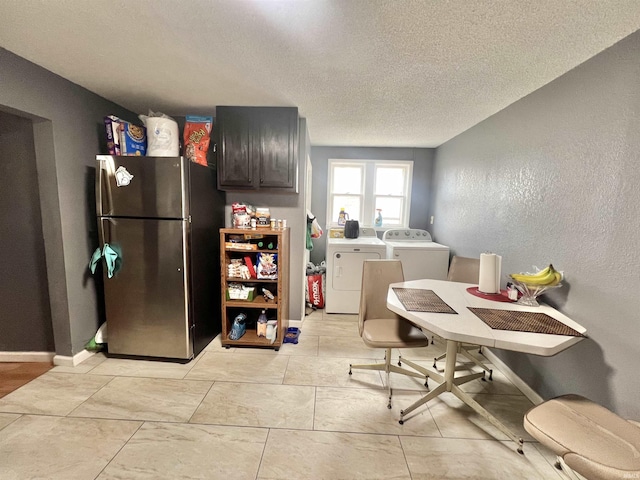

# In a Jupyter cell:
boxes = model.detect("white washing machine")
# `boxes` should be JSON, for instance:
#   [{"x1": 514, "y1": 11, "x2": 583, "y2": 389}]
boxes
[
  {"x1": 326, "y1": 228, "x2": 387, "y2": 314},
  {"x1": 383, "y1": 229, "x2": 450, "y2": 281}
]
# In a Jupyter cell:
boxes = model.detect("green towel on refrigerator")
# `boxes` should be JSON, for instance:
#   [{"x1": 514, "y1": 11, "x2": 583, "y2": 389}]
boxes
[
  {"x1": 89, "y1": 247, "x2": 102, "y2": 274},
  {"x1": 102, "y1": 243, "x2": 121, "y2": 278}
]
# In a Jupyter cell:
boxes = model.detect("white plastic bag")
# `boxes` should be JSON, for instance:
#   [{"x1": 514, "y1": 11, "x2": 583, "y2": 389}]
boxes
[{"x1": 139, "y1": 110, "x2": 179, "y2": 156}]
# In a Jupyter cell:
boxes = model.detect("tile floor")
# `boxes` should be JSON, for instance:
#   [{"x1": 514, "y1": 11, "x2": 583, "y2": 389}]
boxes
[{"x1": 0, "y1": 310, "x2": 575, "y2": 480}]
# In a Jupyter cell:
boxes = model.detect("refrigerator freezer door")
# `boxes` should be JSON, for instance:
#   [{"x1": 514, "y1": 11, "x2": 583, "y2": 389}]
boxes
[
  {"x1": 96, "y1": 155, "x2": 188, "y2": 219},
  {"x1": 100, "y1": 217, "x2": 192, "y2": 359}
]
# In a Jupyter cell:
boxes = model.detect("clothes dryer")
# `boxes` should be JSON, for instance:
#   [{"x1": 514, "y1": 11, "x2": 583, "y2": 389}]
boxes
[
  {"x1": 383, "y1": 229, "x2": 450, "y2": 281},
  {"x1": 326, "y1": 228, "x2": 386, "y2": 314}
]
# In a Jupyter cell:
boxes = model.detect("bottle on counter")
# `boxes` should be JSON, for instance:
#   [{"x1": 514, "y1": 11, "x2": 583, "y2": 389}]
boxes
[
  {"x1": 374, "y1": 209, "x2": 383, "y2": 227},
  {"x1": 337, "y1": 208, "x2": 349, "y2": 226}
]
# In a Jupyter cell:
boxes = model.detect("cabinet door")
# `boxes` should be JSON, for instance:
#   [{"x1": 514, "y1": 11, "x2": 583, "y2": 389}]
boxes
[
  {"x1": 217, "y1": 107, "x2": 256, "y2": 189},
  {"x1": 257, "y1": 107, "x2": 298, "y2": 191}
]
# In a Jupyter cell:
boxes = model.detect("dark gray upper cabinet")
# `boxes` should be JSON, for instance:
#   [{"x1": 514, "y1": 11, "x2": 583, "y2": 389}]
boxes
[{"x1": 216, "y1": 106, "x2": 298, "y2": 192}]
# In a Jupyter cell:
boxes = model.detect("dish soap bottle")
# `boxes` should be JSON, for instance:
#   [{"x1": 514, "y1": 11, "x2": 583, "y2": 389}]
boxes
[
  {"x1": 374, "y1": 209, "x2": 383, "y2": 227},
  {"x1": 337, "y1": 208, "x2": 348, "y2": 226}
]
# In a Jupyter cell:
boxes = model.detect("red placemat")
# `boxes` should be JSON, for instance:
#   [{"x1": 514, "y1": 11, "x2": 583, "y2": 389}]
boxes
[{"x1": 466, "y1": 287, "x2": 515, "y2": 303}]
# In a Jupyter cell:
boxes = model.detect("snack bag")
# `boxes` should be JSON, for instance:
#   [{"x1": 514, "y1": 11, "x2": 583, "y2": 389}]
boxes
[
  {"x1": 183, "y1": 115, "x2": 213, "y2": 166},
  {"x1": 256, "y1": 253, "x2": 278, "y2": 279}
]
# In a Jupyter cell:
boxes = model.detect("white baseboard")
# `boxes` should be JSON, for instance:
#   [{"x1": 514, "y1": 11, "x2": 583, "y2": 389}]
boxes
[
  {"x1": 0, "y1": 351, "x2": 56, "y2": 363},
  {"x1": 53, "y1": 349, "x2": 95, "y2": 367},
  {"x1": 482, "y1": 348, "x2": 544, "y2": 406}
]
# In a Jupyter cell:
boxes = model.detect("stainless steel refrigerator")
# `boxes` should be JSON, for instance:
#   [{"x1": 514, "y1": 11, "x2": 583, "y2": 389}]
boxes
[{"x1": 95, "y1": 155, "x2": 225, "y2": 360}]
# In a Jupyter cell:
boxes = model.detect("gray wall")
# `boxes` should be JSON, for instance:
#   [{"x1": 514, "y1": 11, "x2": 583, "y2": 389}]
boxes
[
  {"x1": 309, "y1": 147, "x2": 435, "y2": 265},
  {"x1": 430, "y1": 31, "x2": 640, "y2": 418},
  {"x1": 0, "y1": 48, "x2": 137, "y2": 356},
  {"x1": 0, "y1": 111, "x2": 54, "y2": 351},
  {"x1": 225, "y1": 117, "x2": 311, "y2": 322}
]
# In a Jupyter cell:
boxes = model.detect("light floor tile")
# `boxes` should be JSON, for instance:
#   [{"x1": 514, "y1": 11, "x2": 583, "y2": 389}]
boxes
[
  {"x1": 0, "y1": 415, "x2": 141, "y2": 480},
  {"x1": 378, "y1": 358, "x2": 444, "y2": 392},
  {"x1": 258, "y1": 429, "x2": 412, "y2": 480},
  {"x1": 0, "y1": 413, "x2": 19, "y2": 430},
  {"x1": 69, "y1": 376, "x2": 212, "y2": 422},
  {"x1": 87, "y1": 357, "x2": 194, "y2": 379},
  {"x1": 204, "y1": 333, "x2": 236, "y2": 352},
  {"x1": 185, "y1": 352, "x2": 289, "y2": 383},
  {"x1": 98, "y1": 422, "x2": 267, "y2": 480},
  {"x1": 314, "y1": 386, "x2": 441, "y2": 437},
  {"x1": 400, "y1": 436, "x2": 563, "y2": 480},
  {"x1": 323, "y1": 313, "x2": 359, "y2": 322},
  {"x1": 426, "y1": 392, "x2": 534, "y2": 442},
  {"x1": 456, "y1": 365, "x2": 523, "y2": 395},
  {"x1": 301, "y1": 319, "x2": 360, "y2": 337},
  {"x1": 191, "y1": 382, "x2": 315, "y2": 429},
  {"x1": 284, "y1": 356, "x2": 383, "y2": 388},
  {"x1": 399, "y1": 341, "x2": 447, "y2": 361},
  {"x1": 277, "y1": 333, "x2": 319, "y2": 356},
  {"x1": 50, "y1": 352, "x2": 108, "y2": 374},
  {"x1": 318, "y1": 335, "x2": 382, "y2": 358},
  {"x1": 0, "y1": 372, "x2": 113, "y2": 416}
]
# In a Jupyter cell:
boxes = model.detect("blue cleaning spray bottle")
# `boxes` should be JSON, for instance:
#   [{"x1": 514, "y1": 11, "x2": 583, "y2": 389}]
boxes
[{"x1": 374, "y1": 209, "x2": 383, "y2": 227}]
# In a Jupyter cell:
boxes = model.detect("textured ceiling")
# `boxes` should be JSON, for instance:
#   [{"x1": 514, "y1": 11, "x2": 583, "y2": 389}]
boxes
[{"x1": 1, "y1": 1, "x2": 640, "y2": 147}]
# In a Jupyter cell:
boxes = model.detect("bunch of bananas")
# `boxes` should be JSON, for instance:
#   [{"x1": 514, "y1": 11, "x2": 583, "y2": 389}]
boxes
[{"x1": 510, "y1": 264, "x2": 562, "y2": 287}]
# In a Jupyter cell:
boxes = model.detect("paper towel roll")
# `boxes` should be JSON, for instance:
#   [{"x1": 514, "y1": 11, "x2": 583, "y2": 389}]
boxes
[
  {"x1": 478, "y1": 253, "x2": 502, "y2": 294},
  {"x1": 139, "y1": 114, "x2": 179, "y2": 157}
]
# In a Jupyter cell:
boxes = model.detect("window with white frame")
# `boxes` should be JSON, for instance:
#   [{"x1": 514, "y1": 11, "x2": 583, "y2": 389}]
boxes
[{"x1": 327, "y1": 159, "x2": 413, "y2": 228}]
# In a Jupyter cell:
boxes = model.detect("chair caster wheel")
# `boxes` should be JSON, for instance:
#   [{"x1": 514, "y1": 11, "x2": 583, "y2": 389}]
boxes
[
  {"x1": 399, "y1": 419, "x2": 404, "y2": 425},
  {"x1": 387, "y1": 404, "x2": 392, "y2": 409},
  {"x1": 489, "y1": 370, "x2": 493, "y2": 381},
  {"x1": 348, "y1": 365, "x2": 352, "y2": 375},
  {"x1": 517, "y1": 447, "x2": 524, "y2": 454}
]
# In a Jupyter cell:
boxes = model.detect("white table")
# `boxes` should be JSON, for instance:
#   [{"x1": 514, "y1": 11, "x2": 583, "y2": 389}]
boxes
[{"x1": 387, "y1": 279, "x2": 587, "y2": 453}]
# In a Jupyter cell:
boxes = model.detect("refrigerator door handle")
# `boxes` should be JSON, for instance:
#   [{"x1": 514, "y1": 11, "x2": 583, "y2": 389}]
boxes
[
  {"x1": 99, "y1": 217, "x2": 116, "y2": 247},
  {"x1": 97, "y1": 156, "x2": 116, "y2": 216}
]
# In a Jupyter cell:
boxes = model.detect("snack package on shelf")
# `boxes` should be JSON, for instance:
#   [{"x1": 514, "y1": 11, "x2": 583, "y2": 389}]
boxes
[
  {"x1": 231, "y1": 202, "x2": 256, "y2": 228},
  {"x1": 255, "y1": 207, "x2": 271, "y2": 227},
  {"x1": 119, "y1": 121, "x2": 147, "y2": 156},
  {"x1": 183, "y1": 115, "x2": 212, "y2": 166},
  {"x1": 226, "y1": 283, "x2": 255, "y2": 301},
  {"x1": 256, "y1": 252, "x2": 278, "y2": 279},
  {"x1": 104, "y1": 115, "x2": 122, "y2": 155},
  {"x1": 227, "y1": 259, "x2": 251, "y2": 279}
]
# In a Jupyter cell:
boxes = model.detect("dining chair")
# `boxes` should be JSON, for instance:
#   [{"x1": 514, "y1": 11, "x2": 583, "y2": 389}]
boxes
[
  {"x1": 349, "y1": 259, "x2": 433, "y2": 408},
  {"x1": 432, "y1": 255, "x2": 493, "y2": 380}
]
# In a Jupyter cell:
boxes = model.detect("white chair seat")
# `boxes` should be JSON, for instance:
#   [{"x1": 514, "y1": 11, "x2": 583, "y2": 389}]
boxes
[{"x1": 524, "y1": 394, "x2": 640, "y2": 480}]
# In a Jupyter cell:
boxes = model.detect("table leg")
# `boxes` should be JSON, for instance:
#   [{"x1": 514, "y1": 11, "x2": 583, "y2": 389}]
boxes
[
  {"x1": 451, "y1": 384, "x2": 524, "y2": 453},
  {"x1": 400, "y1": 340, "x2": 525, "y2": 453}
]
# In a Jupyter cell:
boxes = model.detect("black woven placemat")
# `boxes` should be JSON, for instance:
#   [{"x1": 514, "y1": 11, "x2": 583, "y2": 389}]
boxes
[
  {"x1": 468, "y1": 307, "x2": 585, "y2": 337},
  {"x1": 392, "y1": 288, "x2": 457, "y2": 314}
]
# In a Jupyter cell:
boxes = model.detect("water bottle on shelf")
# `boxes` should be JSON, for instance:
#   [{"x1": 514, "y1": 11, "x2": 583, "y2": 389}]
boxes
[
  {"x1": 257, "y1": 310, "x2": 268, "y2": 337},
  {"x1": 374, "y1": 209, "x2": 383, "y2": 227}
]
